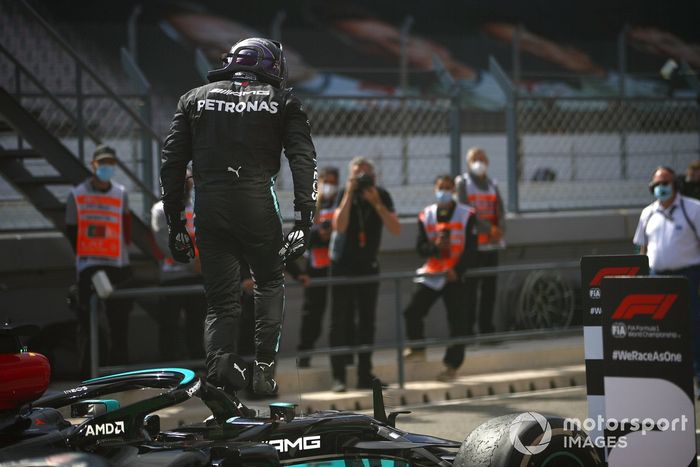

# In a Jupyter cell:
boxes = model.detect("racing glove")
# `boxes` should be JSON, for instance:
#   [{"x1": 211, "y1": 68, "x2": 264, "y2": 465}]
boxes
[
  {"x1": 279, "y1": 209, "x2": 314, "y2": 263},
  {"x1": 165, "y1": 211, "x2": 195, "y2": 263}
]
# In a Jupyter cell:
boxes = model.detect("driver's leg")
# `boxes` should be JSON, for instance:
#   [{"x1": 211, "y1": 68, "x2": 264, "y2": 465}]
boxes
[
  {"x1": 198, "y1": 225, "x2": 247, "y2": 393},
  {"x1": 239, "y1": 187, "x2": 285, "y2": 395}
]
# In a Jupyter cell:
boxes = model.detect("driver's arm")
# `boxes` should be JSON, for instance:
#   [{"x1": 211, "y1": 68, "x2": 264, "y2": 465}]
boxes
[
  {"x1": 283, "y1": 92, "x2": 317, "y2": 223},
  {"x1": 161, "y1": 94, "x2": 192, "y2": 217}
]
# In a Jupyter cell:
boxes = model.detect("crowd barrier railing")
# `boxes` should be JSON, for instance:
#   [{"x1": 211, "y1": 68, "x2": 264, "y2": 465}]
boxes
[{"x1": 89, "y1": 261, "x2": 581, "y2": 387}]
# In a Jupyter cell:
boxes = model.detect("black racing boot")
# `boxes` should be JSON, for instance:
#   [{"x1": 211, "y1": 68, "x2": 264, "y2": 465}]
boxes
[
  {"x1": 252, "y1": 360, "x2": 279, "y2": 395},
  {"x1": 200, "y1": 381, "x2": 256, "y2": 423},
  {"x1": 213, "y1": 353, "x2": 249, "y2": 393}
]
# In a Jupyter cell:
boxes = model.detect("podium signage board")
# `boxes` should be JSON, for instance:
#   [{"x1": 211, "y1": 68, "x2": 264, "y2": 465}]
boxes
[
  {"x1": 600, "y1": 276, "x2": 696, "y2": 467},
  {"x1": 580, "y1": 254, "x2": 649, "y2": 455}
]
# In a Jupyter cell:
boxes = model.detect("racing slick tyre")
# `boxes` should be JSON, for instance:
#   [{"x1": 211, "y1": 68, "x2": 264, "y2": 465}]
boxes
[{"x1": 454, "y1": 413, "x2": 602, "y2": 467}]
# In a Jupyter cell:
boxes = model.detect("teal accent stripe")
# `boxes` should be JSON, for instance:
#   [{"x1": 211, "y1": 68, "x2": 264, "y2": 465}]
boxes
[
  {"x1": 83, "y1": 368, "x2": 195, "y2": 386},
  {"x1": 270, "y1": 402, "x2": 297, "y2": 408},
  {"x1": 271, "y1": 175, "x2": 284, "y2": 353},
  {"x1": 270, "y1": 176, "x2": 282, "y2": 222},
  {"x1": 270, "y1": 177, "x2": 286, "y2": 353},
  {"x1": 81, "y1": 399, "x2": 120, "y2": 412}
]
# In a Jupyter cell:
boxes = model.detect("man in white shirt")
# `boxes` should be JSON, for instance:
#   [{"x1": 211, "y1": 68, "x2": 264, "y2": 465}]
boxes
[{"x1": 633, "y1": 166, "x2": 700, "y2": 389}]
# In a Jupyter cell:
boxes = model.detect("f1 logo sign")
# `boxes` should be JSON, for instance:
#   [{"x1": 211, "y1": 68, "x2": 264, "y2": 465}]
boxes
[
  {"x1": 611, "y1": 294, "x2": 677, "y2": 320},
  {"x1": 589, "y1": 267, "x2": 640, "y2": 286}
]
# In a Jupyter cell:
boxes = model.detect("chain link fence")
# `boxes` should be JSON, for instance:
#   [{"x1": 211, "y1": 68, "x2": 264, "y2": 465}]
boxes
[
  {"x1": 4, "y1": 11, "x2": 699, "y2": 226},
  {"x1": 273, "y1": 96, "x2": 460, "y2": 219},
  {"x1": 514, "y1": 97, "x2": 699, "y2": 211},
  {"x1": 490, "y1": 59, "x2": 700, "y2": 212}
]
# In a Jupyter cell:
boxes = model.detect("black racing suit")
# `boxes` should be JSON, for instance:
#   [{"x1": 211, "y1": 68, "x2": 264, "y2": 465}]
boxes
[{"x1": 160, "y1": 78, "x2": 317, "y2": 386}]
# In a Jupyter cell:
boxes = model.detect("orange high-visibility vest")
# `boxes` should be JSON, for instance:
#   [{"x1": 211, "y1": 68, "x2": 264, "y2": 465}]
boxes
[
  {"x1": 462, "y1": 173, "x2": 499, "y2": 246},
  {"x1": 310, "y1": 247, "x2": 330, "y2": 269},
  {"x1": 309, "y1": 206, "x2": 334, "y2": 269},
  {"x1": 316, "y1": 206, "x2": 334, "y2": 224},
  {"x1": 75, "y1": 185, "x2": 125, "y2": 262},
  {"x1": 418, "y1": 203, "x2": 473, "y2": 274}
]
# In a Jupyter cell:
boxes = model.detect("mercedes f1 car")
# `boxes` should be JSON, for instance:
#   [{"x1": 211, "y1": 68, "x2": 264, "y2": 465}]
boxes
[{"x1": 0, "y1": 325, "x2": 601, "y2": 467}]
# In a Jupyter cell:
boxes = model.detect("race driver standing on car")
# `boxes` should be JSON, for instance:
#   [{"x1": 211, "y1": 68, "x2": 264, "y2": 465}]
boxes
[{"x1": 160, "y1": 37, "x2": 317, "y2": 397}]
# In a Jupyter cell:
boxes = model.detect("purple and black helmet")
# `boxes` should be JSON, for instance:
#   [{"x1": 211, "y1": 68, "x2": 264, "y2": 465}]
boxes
[{"x1": 207, "y1": 37, "x2": 287, "y2": 88}]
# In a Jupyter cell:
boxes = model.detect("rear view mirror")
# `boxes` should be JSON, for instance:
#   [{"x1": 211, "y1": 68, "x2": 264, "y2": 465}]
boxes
[{"x1": 71, "y1": 399, "x2": 120, "y2": 417}]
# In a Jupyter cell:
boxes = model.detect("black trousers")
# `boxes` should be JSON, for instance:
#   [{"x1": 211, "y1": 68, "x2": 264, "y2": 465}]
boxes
[
  {"x1": 238, "y1": 291, "x2": 256, "y2": 358},
  {"x1": 404, "y1": 281, "x2": 469, "y2": 369},
  {"x1": 195, "y1": 188, "x2": 285, "y2": 383},
  {"x1": 158, "y1": 276, "x2": 206, "y2": 360},
  {"x1": 466, "y1": 250, "x2": 498, "y2": 334},
  {"x1": 76, "y1": 265, "x2": 132, "y2": 373},
  {"x1": 298, "y1": 266, "x2": 329, "y2": 352},
  {"x1": 328, "y1": 262, "x2": 379, "y2": 383}
]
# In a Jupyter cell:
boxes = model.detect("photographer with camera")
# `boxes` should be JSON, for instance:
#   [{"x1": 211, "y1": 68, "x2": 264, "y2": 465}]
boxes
[
  {"x1": 329, "y1": 157, "x2": 400, "y2": 392},
  {"x1": 403, "y1": 175, "x2": 477, "y2": 381}
]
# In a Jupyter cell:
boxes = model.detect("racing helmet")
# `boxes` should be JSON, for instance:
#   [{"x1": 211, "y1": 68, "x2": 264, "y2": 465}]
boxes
[{"x1": 207, "y1": 37, "x2": 287, "y2": 88}]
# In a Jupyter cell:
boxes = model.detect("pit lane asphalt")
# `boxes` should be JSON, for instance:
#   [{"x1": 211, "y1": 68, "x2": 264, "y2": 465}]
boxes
[{"x1": 365, "y1": 386, "x2": 700, "y2": 446}]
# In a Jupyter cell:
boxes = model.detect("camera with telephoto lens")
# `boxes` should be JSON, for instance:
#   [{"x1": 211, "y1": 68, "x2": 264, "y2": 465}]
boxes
[{"x1": 354, "y1": 172, "x2": 374, "y2": 193}]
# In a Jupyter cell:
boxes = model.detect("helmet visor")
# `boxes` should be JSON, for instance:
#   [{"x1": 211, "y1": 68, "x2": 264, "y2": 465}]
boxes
[
  {"x1": 233, "y1": 48, "x2": 258, "y2": 66},
  {"x1": 218, "y1": 39, "x2": 284, "y2": 85}
]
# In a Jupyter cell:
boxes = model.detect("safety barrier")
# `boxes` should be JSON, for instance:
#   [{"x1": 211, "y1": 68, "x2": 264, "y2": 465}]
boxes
[{"x1": 89, "y1": 260, "x2": 580, "y2": 387}]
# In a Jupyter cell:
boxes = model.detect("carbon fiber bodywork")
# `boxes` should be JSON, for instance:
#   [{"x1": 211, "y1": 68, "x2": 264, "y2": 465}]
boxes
[{"x1": 0, "y1": 368, "x2": 458, "y2": 466}]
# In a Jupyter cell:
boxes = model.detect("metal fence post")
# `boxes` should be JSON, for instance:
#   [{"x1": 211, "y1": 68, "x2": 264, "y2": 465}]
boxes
[
  {"x1": 120, "y1": 47, "x2": 154, "y2": 213},
  {"x1": 505, "y1": 90, "x2": 519, "y2": 212},
  {"x1": 127, "y1": 5, "x2": 142, "y2": 63},
  {"x1": 399, "y1": 16, "x2": 414, "y2": 186},
  {"x1": 75, "y1": 63, "x2": 84, "y2": 163},
  {"x1": 512, "y1": 23, "x2": 522, "y2": 85},
  {"x1": 450, "y1": 95, "x2": 462, "y2": 177},
  {"x1": 194, "y1": 48, "x2": 212, "y2": 83},
  {"x1": 673, "y1": 61, "x2": 700, "y2": 153},
  {"x1": 394, "y1": 277, "x2": 406, "y2": 389},
  {"x1": 89, "y1": 293, "x2": 100, "y2": 378},
  {"x1": 14, "y1": 63, "x2": 23, "y2": 149},
  {"x1": 270, "y1": 10, "x2": 286, "y2": 41},
  {"x1": 618, "y1": 25, "x2": 628, "y2": 180},
  {"x1": 490, "y1": 56, "x2": 519, "y2": 213}
]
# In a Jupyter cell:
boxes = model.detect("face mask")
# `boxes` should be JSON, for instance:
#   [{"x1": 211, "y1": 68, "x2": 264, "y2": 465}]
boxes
[
  {"x1": 322, "y1": 183, "x2": 337, "y2": 199},
  {"x1": 435, "y1": 190, "x2": 453, "y2": 205},
  {"x1": 95, "y1": 165, "x2": 115, "y2": 182},
  {"x1": 469, "y1": 161, "x2": 487, "y2": 177},
  {"x1": 653, "y1": 183, "x2": 673, "y2": 202}
]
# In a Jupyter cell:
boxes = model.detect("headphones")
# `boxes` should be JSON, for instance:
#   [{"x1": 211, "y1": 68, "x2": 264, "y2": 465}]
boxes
[{"x1": 648, "y1": 166, "x2": 680, "y2": 194}]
